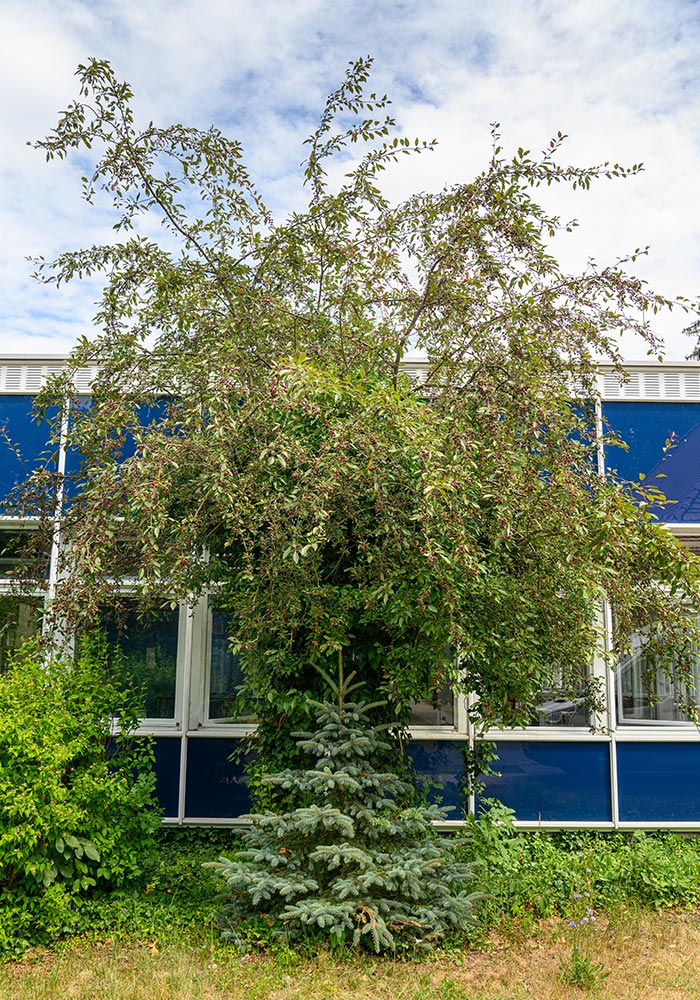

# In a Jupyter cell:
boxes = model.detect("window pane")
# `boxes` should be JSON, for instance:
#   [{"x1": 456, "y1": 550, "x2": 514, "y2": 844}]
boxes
[
  {"x1": 484, "y1": 665, "x2": 592, "y2": 728},
  {"x1": 616, "y1": 642, "x2": 698, "y2": 723},
  {"x1": 207, "y1": 610, "x2": 251, "y2": 722},
  {"x1": 102, "y1": 604, "x2": 179, "y2": 719},
  {"x1": 0, "y1": 596, "x2": 43, "y2": 672},
  {"x1": 0, "y1": 529, "x2": 50, "y2": 581},
  {"x1": 529, "y1": 665, "x2": 591, "y2": 727},
  {"x1": 409, "y1": 683, "x2": 455, "y2": 727}
]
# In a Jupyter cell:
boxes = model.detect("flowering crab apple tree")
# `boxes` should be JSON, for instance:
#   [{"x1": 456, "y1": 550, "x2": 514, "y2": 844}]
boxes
[{"x1": 22, "y1": 56, "x2": 700, "y2": 741}]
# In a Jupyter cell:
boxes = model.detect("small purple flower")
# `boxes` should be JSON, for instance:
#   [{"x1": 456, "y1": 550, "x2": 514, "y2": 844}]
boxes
[
  {"x1": 574, "y1": 893, "x2": 581, "y2": 899},
  {"x1": 569, "y1": 920, "x2": 577, "y2": 927},
  {"x1": 583, "y1": 891, "x2": 590, "y2": 897},
  {"x1": 590, "y1": 916, "x2": 596, "y2": 923},
  {"x1": 585, "y1": 867, "x2": 591, "y2": 873},
  {"x1": 581, "y1": 917, "x2": 589, "y2": 925},
  {"x1": 587, "y1": 908, "x2": 594, "y2": 916}
]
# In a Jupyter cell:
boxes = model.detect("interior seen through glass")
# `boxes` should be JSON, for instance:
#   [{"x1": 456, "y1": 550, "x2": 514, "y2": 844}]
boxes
[
  {"x1": 529, "y1": 664, "x2": 591, "y2": 727},
  {"x1": 617, "y1": 640, "x2": 699, "y2": 723},
  {"x1": 101, "y1": 604, "x2": 179, "y2": 719},
  {"x1": 0, "y1": 597, "x2": 43, "y2": 672},
  {"x1": 0, "y1": 529, "x2": 50, "y2": 580},
  {"x1": 208, "y1": 610, "x2": 247, "y2": 721}
]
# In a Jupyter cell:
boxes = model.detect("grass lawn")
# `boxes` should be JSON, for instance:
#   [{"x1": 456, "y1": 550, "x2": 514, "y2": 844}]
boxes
[
  {"x1": 3, "y1": 908, "x2": 700, "y2": 1000},
  {"x1": 6, "y1": 825, "x2": 700, "y2": 998}
]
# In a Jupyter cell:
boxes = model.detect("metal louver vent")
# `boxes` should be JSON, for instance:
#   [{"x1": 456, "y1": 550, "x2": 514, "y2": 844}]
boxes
[
  {"x1": 0, "y1": 362, "x2": 97, "y2": 393},
  {"x1": 685, "y1": 373, "x2": 700, "y2": 396},
  {"x1": 600, "y1": 368, "x2": 700, "y2": 401},
  {"x1": 642, "y1": 373, "x2": 662, "y2": 396},
  {"x1": 0, "y1": 363, "x2": 69, "y2": 393},
  {"x1": 602, "y1": 373, "x2": 622, "y2": 396},
  {"x1": 73, "y1": 368, "x2": 97, "y2": 392},
  {"x1": 622, "y1": 373, "x2": 642, "y2": 397},
  {"x1": 1, "y1": 359, "x2": 700, "y2": 400},
  {"x1": 664, "y1": 374, "x2": 682, "y2": 398},
  {"x1": 25, "y1": 368, "x2": 44, "y2": 391},
  {"x1": 1, "y1": 368, "x2": 23, "y2": 391}
]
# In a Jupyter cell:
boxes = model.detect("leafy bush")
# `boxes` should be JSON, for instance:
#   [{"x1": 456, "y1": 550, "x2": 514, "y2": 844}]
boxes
[
  {"x1": 208, "y1": 664, "x2": 481, "y2": 953},
  {"x1": 461, "y1": 801, "x2": 700, "y2": 937},
  {"x1": 0, "y1": 634, "x2": 161, "y2": 957}
]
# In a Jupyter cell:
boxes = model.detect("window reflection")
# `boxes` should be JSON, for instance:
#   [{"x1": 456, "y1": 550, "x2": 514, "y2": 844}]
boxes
[
  {"x1": 101, "y1": 604, "x2": 179, "y2": 719},
  {"x1": 409, "y1": 683, "x2": 454, "y2": 727},
  {"x1": 617, "y1": 639, "x2": 698, "y2": 723},
  {"x1": 207, "y1": 610, "x2": 252, "y2": 723},
  {"x1": 0, "y1": 596, "x2": 43, "y2": 672},
  {"x1": 0, "y1": 529, "x2": 50, "y2": 581}
]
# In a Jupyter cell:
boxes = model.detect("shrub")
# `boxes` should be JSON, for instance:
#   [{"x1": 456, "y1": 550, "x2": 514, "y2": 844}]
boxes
[
  {"x1": 0, "y1": 634, "x2": 161, "y2": 957},
  {"x1": 461, "y1": 802, "x2": 700, "y2": 937},
  {"x1": 208, "y1": 663, "x2": 481, "y2": 953}
]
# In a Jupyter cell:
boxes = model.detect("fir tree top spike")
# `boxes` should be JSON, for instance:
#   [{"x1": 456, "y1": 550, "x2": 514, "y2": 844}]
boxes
[{"x1": 315, "y1": 650, "x2": 386, "y2": 723}]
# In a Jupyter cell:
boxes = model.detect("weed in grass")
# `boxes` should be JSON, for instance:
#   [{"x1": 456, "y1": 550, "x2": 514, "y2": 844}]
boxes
[
  {"x1": 559, "y1": 946, "x2": 607, "y2": 990},
  {"x1": 4, "y1": 911, "x2": 700, "y2": 1000},
  {"x1": 558, "y1": 854, "x2": 609, "y2": 990}
]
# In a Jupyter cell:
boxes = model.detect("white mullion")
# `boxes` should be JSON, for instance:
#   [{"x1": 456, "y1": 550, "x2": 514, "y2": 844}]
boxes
[
  {"x1": 187, "y1": 595, "x2": 209, "y2": 732},
  {"x1": 175, "y1": 604, "x2": 195, "y2": 824},
  {"x1": 46, "y1": 398, "x2": 69, "y2": 603}
]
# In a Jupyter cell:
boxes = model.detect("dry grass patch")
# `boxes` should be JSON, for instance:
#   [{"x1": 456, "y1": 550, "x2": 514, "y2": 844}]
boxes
[{"x1": 2, "y1": 909, "x2": 700, "y2": 1000}]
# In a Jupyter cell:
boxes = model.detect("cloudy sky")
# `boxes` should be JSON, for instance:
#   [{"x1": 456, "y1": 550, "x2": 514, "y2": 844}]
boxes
[{"x1": 1, "y1": 0, "x2": 699, "y2": 359}]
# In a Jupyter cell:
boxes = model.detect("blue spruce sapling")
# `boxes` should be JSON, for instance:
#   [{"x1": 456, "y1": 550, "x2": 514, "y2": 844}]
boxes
[{"x1": 208, "y1": 655, "x2": 480, "y2": 952}]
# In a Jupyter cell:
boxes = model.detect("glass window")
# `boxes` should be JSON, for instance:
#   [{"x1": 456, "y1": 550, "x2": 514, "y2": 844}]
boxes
[
  {"x1": 528, "y1": 665, "x2": 591, "y2": 727},
  {"x1": 0, "y1": 396, "x2": 59, "y2": 515},
  {"x1": 0, "y1": 528, "x2": 50, "y2": 581},
  {"x1": 483, "y1": 665, "x2": 593, "y2": 729},
  {"x1": 206, "y1": 610, "x2": 252, "y2": 723},
  {"x1": 409, "y1": 683, "x2": 455, "y2": 727},
  {"x1": 675, "y1": 535, "x2": 700, "y2": 556},
  {"x1": 616, "y1": 638, "x2": 698, "y2": 724},
  {"x1": 101, "y1": 604, "x2": 179, "y2": 719},
  {"x1": 0, "y1": 596, "x2": 43, "y2": 672}
]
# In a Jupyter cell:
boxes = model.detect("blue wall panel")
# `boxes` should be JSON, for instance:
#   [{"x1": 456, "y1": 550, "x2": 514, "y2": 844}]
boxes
[
  {"x1": 0, "y1": 396, "x2": 57, "y2": 513},
  {"x1": 617, "y1": 742, "x2": 700, "y2": 822},
  {"x1": 63, "y1": 399, "x2": 170, "y2": 499},
  {"x1": 185, "y1": 738, "x2": 252, "y2": 818},
  {"x1": 152, "y1": 736, "x2": 181, "y2": 819},
  {"x1": 603, "y1": 402, "x2": 700, "y2": 521},
  {"x1": 476, "y1": 741, "x2": 611, "y2": 822},
  {"x1": 409, "y1": 740, "x2": 466, "y2": 819}
]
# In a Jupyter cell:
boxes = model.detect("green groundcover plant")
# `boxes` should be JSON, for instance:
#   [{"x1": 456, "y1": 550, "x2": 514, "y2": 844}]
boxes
[
  {"x1": 0, "y1": 635, "x2": 161, "y2": 958},
  {"x1": 462, "y1": 800, "x2": 700, "y2": 937},
  {"x1": 4, "y1": 812, "x2": 700, "y2": 960}
]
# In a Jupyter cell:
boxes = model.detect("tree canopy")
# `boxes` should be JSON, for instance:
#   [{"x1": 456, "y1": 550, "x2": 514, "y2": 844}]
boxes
[{"x1": 21, "y1": 56, "x2": 700, "y2": 726}]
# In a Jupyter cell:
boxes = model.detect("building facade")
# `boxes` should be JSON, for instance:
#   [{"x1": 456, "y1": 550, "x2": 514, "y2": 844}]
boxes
[{"x1": 2, "y1": 356, "x2": 700, "y2": 828}]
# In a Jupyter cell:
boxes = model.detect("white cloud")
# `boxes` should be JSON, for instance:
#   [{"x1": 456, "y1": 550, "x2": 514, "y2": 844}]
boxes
[{"x1": 1, "y1": 0, "x2": 699, "y2": 357}]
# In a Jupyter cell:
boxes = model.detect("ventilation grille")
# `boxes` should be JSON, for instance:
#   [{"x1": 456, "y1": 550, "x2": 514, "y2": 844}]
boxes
[
  {"x1": 600, "y1": 369, "x2": 700, "y2": 401},
  {"x1": 2, "y1": 360, "x2": 700, "y2": 400},
  {"x1": 72, "y1": 368, "x2": 98, "y2": 392},
  {"x1": 0, "y1": 364, "x2": 97, "y2": 393}
]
